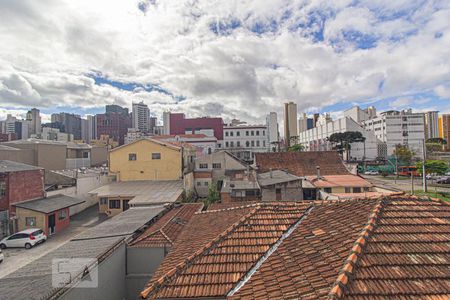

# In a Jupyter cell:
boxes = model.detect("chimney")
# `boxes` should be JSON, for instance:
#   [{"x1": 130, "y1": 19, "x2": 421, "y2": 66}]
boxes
[
  {"x1": 269, "y1": 168, "x2": 273, "y2": 178},
  {"x1": 316, "y1": 166, "x2": 321, "y2": 179}
]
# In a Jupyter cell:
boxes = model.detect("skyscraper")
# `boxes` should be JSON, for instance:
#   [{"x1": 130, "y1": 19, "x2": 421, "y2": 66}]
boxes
[
  {"x1": 423, "y1": 111, "x2": 439, "y2": 140},
  {"x1": 26, "y1": 108, "x2": 41, "y2": 135},
  {"x1": 132, "y1": 101, "x2": 150, "y2": 133},
  {"x1": 284, "y1": 102, "x2": 298, "y2": 147},
  {"x1": 266, "y1": 112, "x2": 279, "y2": 150}
]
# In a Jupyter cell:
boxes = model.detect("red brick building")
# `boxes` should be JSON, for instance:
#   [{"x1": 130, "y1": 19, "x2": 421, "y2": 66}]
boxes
[
  {"x1": 96, "y1": 112, "x2": 132, "y2": 145},
  {"x1": 169, "y1": 113, "x2": 224, "y2": 140},
  {"x1": 0, "y1": 133, "x2": 17, "y2": 142},
  {"x1": 0, "y1": 160, "x2": 44, "y2": 215}
]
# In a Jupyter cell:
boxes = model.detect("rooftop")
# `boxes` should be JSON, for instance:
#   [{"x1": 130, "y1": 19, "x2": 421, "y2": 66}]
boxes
[
  {"x1": 221, "y1": 178, "x2": 260, "y2": 193},
  {"x1": 13, "y1": 194, "x2": 85, "y2": 213},
  {"x1": 254, "y1": 151, "x2": 350, "y2": 177},
  {"x1": 129, "y1": 203, "x2": 203, "y2": 248},
  {"x1": 141, "y1": 196, "x2": 450, "y2": 299},
  {"x1": 257, "y1": 170, "x2": 302, "y2": 186},
  {"x1": 307, "y1": 174, "x2": 373, "y2": 188},
  {"x1": 0, "y1": 160, "x2": 43, "y2": 173},
  {"x1": 89, "y1": 180, "x2": 183, "y2": 205}
]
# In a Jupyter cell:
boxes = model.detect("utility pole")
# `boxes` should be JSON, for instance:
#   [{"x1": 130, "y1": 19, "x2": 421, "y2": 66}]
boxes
[
  {"x1": 422, "y1": 139, "x2": 427, "y2": 192},
  {"x1": 411, "y1": 171, "x2": 414, "y2": 195}
]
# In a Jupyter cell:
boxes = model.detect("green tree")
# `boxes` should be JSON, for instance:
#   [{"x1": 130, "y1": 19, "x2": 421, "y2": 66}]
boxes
[
  {"x1": 393, "y1": 144, "x2": 415, "y2": 165},
  {"x1": 328, "y1": 131, "x2": 365, "y2": 161},
  {"x1": 205, "y1": 182, "x2": 220, "y2": 206},
  {"x1": 426, "y1": 138, "x2": 447, "y2": 153},
  {"x1": 416, "y1": 160, "x2": 448, "y2": 175},
  {"x1": 288, "y1": 144, "x2": 304, "y2": 152}
]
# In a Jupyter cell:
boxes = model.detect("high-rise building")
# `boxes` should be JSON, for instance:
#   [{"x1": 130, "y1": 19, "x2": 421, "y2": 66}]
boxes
[
  {"x1": 149, "y1": 117, "x2": 157, "y2": 134},
  {"x1": 162, "y1": 111, "x2": 171, "y2": 135},
  {"x1": 96, "y1": 107, "x2": 131, "y2": 145},
  {"x1": 51, "y1": 112, "x2": 82, "y2": 140},
  {"x1": 439, "y1": 114, "x2": 450, "y2": 150},
  {"x1": 2, "y1": 114, "x2": 30, "y2": 139},
  {"x1": 26, "y1": 108, "x2": 41, "y2": 135},
  {"x1": 266, "y1": 112, "x2": 279, "y2": 149},
  {"x1": 87, "y1": 115, "x2": 97, "y2": 143},
  {"x1": 165, "y1": 112, "x2": 224, "y2": 140},
  {"x1": 423, "y1": 111, "x2": 440, "y2": 140},
  {"x1": 284, "y1": 101, "x2": 298, "y2": 147},
  {"x1": 132, "y1": 102, "x2": 150, "y2": 133}
]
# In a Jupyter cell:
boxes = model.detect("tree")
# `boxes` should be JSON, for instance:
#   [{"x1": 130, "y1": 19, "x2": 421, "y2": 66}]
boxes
[
  {"x1": 205, "y1": 182, "x2": 220, "y2": 206},
  {"x1": 416, "y1": 160, "x2": 448, "y2": 175},
  {"x1": 393, "y1": 144, "x2": 415, "y2": 165},
  {"x1": 328, "y1": 131, "x2": 365, "y2": 161},
  {"x1": 426, "y1": 138, "x2": 447, "y2": 153},
  {"x1": 288, "y1": 144, "x2": 304, "y2": 152}
]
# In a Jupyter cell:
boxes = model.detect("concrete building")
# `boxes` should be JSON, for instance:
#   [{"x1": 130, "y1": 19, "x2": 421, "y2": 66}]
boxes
[
  {"x1": 298, "y1": 116, "x2": 384, "y2": 160},
  {"x1": 363, "y1": 110, "x2": 426, "y2": 158},
  {"x1": 220, "y1": 178, "x2": 261, "y2": 203},
  {"x1": 164, "y1": 112, "x2": 224, "y2": 140},
  {"x1": 132, "y1": 102, "x2": 150, "y2": 133},
  {"x1": 26, "y1": 108, "x2": 41, "y2": 135},
  {"x1": 106, "y1": 104, "x2": 129, "y2": 115},
  {"x1": 51, "y1": 112, "x2": 82, "y2": 140},
  {"x1": 86, "y1": 115, "x2": 97, "y2": 143},
  {"x1": 424, "y1": 111, "x2": 440, "y2": 140},
  {"x1": 439, "y1": 114, "x2": 450, "y2": 150},
  {"x1": 257, "y1": 170, "x2": 303, "y2": 201},
  {"x1": 154, "y1": 134, "x2": 218, "y2": 155},
  {"x1": 284, "y1": 101, "x2": 298, "y2": 147},
  {"x1": 266, "y1": 112, "x2": 279, "y2": 150},
  {"x1": 96, "y1": 110, "x2": 132, "y2": 145},
  {"x1": 108, "y1": 139, "x2": 195, "y2": 182},
  {"x1": 298, "y1": 113, "x2": 315, "y2": 133},
  {"x1": 220, "y1": 122, "x2": 269, "y2": 162},
  {"x1": 343, "y1": 106, "x2": 376, "y2": 123},
  {"x1": 40, "y1": 127, "x2": 73, "y2": 142},
  {"x1": 193, "y1": 150, "x2": 248, "y2": 197},
  {"x1": 1, "y1": 114, "x2": 30, "y2": 139}
]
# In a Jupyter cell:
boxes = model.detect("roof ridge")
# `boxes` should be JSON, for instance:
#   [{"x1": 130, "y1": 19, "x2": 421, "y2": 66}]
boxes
[
  {"x1": 198, "y1": 202, "x2": 260, "y2": 213},
  {"x1": 328, "y1": 198, "x2": 385, "y2": 299},
  {"x1": 227, "y1": 203, "x2": 315, "y2": 297},
  {"x1": 140, "y1": 205, "x2": 262, "y2": 299}
]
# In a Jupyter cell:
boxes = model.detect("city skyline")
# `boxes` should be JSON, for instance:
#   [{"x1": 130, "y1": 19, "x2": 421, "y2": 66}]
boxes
[{"x1": 1, "y1": 1, "x2": 449, "y2": 125}]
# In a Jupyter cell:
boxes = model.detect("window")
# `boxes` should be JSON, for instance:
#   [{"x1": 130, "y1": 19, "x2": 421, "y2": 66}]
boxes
[
  {"x1": 263, "y1": 141, "x2": 266, "y2": 147},
  {"x1": 128, "y1": 153, "x2": 137, "y2": 161},
  {"x1": 204, "y1": 182, "x2": 209, "y2": 186},
  {"x1": 256, "y1": 131, "x2": 259, "y2": 136},
  {"x1": 353, "y1": 187, "x2": 362, "y2": 193},
  {"x1": 196, "y1": 181, "x2": 201, "y2": 186},
  {"x1": 99, "y1": 198, "x2": 108, "y2": 205},
  {"x1": 251, "y1": 141, "x2": 255, "y2": 147},
  {"x1": 109, "y1": 199, "x2": 121, "y2": 209},
  {"x1": 83, "y1": 152, "x2": 89, "y2": 158},
  {"x1": 199, "y1": 163, "x2": 208, "y2": 169},
  {"x1": 225, "y1": 132, "x2": 229, "y2": 137},
  {"x1": 237, "y1": 141, "x2": 240, "y2": 147},
  {"x1": 237, "y1": 131, "x2": 240, "y2": 136},
  {"x1": 263, "y1": 131, "x2": 265, "y2": 136},
  {"x1": 324, "y1": 187, "x2": 332, "y2": 193},
  {"x1": 152, "y1": 153, "x2": 161, "y2": 160},
  {"x1": 230, "y1": 132, "x2": 234, "y2": 136},
  {"x1": 25, "y1": 217, "x2": 36, "y2": 226},
  {"x1": 345, "y1": 187, "x2": 351, "y2": 193},
  {"x1": 0, "y1": 181, "x2": 5, "y2": 198},
  {"x1": 251, "y1": 131, "x2": 254, "y2": 136},
  {"x1": 32, "y1": 230, "x2": 43, "y2": 236},
  {"x1": 246, "y1": 141, "x2": 250, "y2": 147},
  {"x1": 245, "y1": 190, "x2": 256, "y2": 196},
  {"x1": 246, "y1": 131, "x2": 249, "y2": 136},
  {"x1": 58, "y1": 209, "x2": 67, "y2": 220},
  {"x1": 225, "y1": 142, "x2": 229, "y2": 147},
  {"x1": 230, "y1": 141, "x2": 234, "y2": 147},
  {"x1": 364, "y1": 187, "x2": 370, "y2": 192},
  {"x1": 212, "y1": 163, "x2": 221, "y2": 169},
  {"x1": 256, "y1": 141, "x2": 260, "y2": 147},
  {"x1": 217, "y1": 143, "x2": 221, "y2": 148}
]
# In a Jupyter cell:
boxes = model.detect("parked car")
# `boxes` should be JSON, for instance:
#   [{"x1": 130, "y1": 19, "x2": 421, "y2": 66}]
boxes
[
  {"x1": 0, "y1": 229, "x2": 47, "y2": 249},
  {"x1": 0, "y1": 248, "x2": 4, "y2": 263},
  {"x1": 364, "y1": 170, "x2": 379, "y2": 175},
  {"x1": 436, "y1": 177, "x2": 450, "y2": 184}
]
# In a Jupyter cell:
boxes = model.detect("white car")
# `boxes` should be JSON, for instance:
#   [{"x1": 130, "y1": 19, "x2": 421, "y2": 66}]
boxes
[
  {"x1": 364, "y1": 170, "x2": 379, "y2": 175},
  {"x1": 0, "y1": 228, "x2": 47, "y2": 249},
  {"x1": 0, "y1": 248, "x2": 3, "y2": 263}
]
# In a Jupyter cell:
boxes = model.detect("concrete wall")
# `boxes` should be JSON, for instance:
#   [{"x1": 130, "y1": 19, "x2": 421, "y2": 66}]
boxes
[
  {"x1": 261, "y1": 181, "x2": 303, "y2": 201},
  {"x1": 183, "y1": 171, "x2": 195, "y2": 196},
  {"x1": 36, "y1": 144, "x2": 67, "y2": 170},
  {"x1": 0, "y1": 148, "x2": 35, "y2": 165},
  {"x1": 126, "y1": 247, "x2": 166, "y2": 300},
  {"x1": 91, "y1": 146, "x2": 108, "y2": 166},
  {"x1": 62, "y1": 243, "x2": 127, "y2": 300},
  {"x1": 109, "y1": 139, "x2": 182, "y2": 181},
  {"x1": 15, "y1": 207, "x2": 46, "y2": 233}
]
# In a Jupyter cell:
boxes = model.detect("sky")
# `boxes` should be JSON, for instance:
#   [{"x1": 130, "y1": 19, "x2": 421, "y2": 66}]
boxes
[{"x1": 0, "y1": 0, "x2": 449, "y2": 125}]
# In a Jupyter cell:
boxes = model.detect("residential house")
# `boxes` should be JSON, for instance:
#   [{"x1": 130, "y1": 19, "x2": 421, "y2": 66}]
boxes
[
  {"x1": 194, "y1": 150, "x2": 248, "y2": 197},
  {"x1": 257, "y1": 170, "x2": 303, "y2": 201},
  {"x1": 139, "y1": 196, "x2": 450, "y2": 300},
  {"x1": 89, "y1": 180, "x2": 184, "y2": 217},
  {"x1": 220, "y1": 178, "x2": 260, "y2": 203},
  {"x1": 109, "y1": 138, "x2": 195, "y2": 182}
]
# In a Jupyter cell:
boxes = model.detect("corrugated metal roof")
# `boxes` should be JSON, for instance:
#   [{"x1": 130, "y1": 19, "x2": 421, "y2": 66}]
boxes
[
  {"x1": 0, "y1": 160, "x2": 43, "y2": 172},
  {"x1": 13, "y1": 194, "x2": 85, "y2": 213},
  {"x1": 257, "y1": 170, "x2": 301, "y2": 186},
  {"x1": 89, "y1": 180, "x2": 183, "y2": 205}
]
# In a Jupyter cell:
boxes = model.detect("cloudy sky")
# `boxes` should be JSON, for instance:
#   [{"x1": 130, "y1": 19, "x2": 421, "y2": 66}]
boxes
[{"x1": 0, "y1": 0, "x2": 449, "y2": 124}]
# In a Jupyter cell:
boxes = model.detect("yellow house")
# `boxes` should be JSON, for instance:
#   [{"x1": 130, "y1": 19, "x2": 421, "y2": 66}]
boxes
[{"x1": 109, "y1": 138, "x2": 195, "y2": 181}]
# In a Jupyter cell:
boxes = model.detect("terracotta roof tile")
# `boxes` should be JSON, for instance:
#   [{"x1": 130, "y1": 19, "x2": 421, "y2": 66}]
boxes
[
  {"x1": 129, "y1": 203, "x2": 203, "y2": 248},
  {"x1": 307, "y1": 175, "x2": 372, "y2": 188},
  {"x1": 255, "y1": 151, "x2": 350, "y2": 176}
]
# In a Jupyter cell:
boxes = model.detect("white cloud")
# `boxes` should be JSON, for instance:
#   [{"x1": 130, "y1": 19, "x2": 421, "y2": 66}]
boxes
[{"x1": 0, "y1": 0, "x2": 449, "y2": 124}]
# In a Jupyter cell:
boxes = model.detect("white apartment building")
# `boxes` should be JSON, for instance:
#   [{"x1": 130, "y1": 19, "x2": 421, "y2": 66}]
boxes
[
  {"x1": 363, "y1": 110, "x2": 425, "y2": 158},
  {"x1": 298, "y1": 116, "x2": 384, "y2": 161},
  {"x1": 266, "y1": 112, "x2": 279, "y2": 149},
  {"x1": 423, "y1": 111, "x2": 439, "y2": 140},
  {"x1": 132, "y1": 102, "x2": 150, "y2": 133},
  {"x1": 220, "y1": 123, "x2": 269, "y2": 162}
]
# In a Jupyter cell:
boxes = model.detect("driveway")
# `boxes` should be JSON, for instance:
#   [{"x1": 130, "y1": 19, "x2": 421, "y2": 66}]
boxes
[{"x1": 0, "y1": 205, "x2": 106, "y2": 279}]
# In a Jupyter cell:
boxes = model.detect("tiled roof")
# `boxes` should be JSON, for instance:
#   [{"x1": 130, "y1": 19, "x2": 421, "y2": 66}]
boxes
[
  {"x1": 255, "y1": 151, "x2": 350, "y2": 176},
  {"x1": 207, "y1": 201, "x2": 257, "y2": 210},
  {"x1": 129, "y1": 203, "x2": 203, "y2": 248},
  {"x1": 307, "y1": 175, "x2": 372, "y2": 188},
  {"x1": 141, "y1": 197, "x2": 450, "y2": 300}
]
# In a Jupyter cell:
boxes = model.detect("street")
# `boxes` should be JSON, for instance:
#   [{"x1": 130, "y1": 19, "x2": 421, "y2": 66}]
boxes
[
  {"x1": 0, "y1": 205, "x2": 106, "y2": 279},
  {"x1": 362, "y1": 175, "x2": 450, "y2": 193}
]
